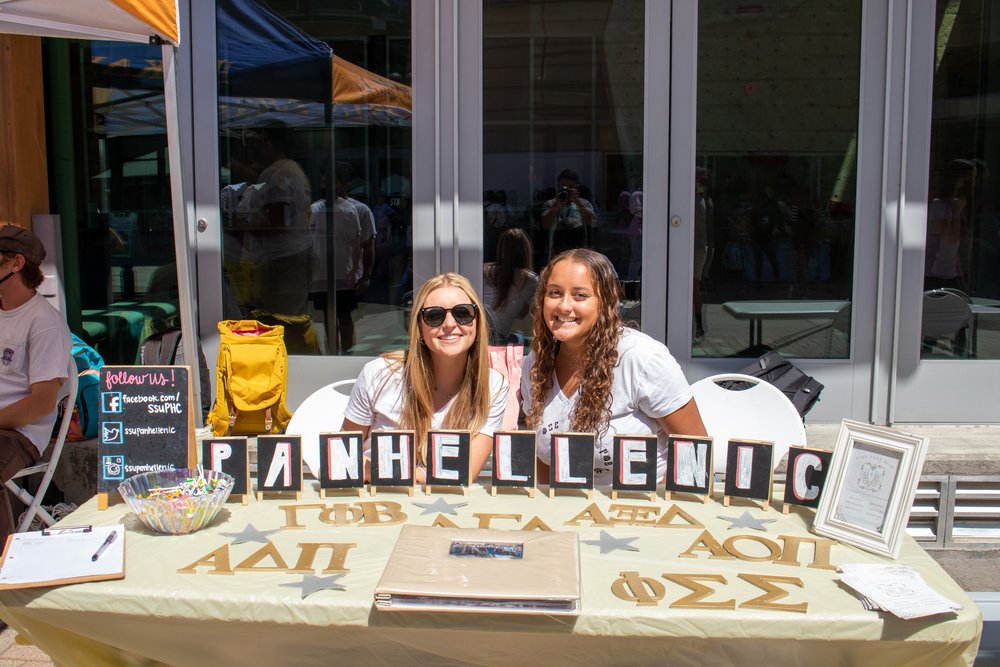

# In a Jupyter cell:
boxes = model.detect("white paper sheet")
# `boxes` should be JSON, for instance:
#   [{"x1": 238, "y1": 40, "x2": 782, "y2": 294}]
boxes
[
  {"x1": 838, "y1": 563, "x2": 961, "y2": 620},
  {"x1": 0, "y1": 525, "x2": 124, "y2": 586}
]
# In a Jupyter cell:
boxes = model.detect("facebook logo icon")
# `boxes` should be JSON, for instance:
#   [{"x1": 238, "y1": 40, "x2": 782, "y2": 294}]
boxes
[{"x1": 101, "y1": 392, "x2": 123, "y2": 413}]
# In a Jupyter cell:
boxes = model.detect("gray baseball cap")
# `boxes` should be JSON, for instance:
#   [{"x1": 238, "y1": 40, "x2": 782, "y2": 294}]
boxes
[{"x1": 0, "y1": 225, "x2": 46, "y2": 265}]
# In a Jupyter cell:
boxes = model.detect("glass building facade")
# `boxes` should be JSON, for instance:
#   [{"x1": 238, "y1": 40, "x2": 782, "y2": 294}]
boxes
[{"x1": 31, "y1": 0, "x2": 1000, "y2": 423}]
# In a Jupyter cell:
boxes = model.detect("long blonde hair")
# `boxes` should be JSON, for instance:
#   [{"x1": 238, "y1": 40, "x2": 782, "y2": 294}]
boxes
[
  {"x1": 385, "y1": 273, "x2": 493, "y2": 464},
  {"x1": 526, "y1": 249, "x2": 623, "y2": 434}
]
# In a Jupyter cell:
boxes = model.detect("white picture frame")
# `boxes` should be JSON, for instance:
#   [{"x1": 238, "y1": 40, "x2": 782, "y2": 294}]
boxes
[{"x1": 813, "y1": 419, "x2": 929, "y2": 559}]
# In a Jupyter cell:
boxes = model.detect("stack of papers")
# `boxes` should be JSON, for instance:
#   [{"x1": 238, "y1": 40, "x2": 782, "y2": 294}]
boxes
[{"x1": 838, "y1": 563, "x2": 962, "y2": 619}]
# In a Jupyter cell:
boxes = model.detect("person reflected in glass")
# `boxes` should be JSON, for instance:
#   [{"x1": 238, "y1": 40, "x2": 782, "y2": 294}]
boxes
[
  {"x1": 341, "y1": 273, "x2": 509, "y2": 482},
  {"x1": 484, "y1": 190, "x2": 511, "y2": 263},
  {"x1": 242, "y1": 122, "x2": 312, "y2": 318},
  {"x1": 926, "y1": 159, "x2": 978, "y2": 293},
  {"x1": 693, "y1": 168, "x2": 713, "y2": 340},
  {"x1": 622, "y1": 180, "x2": 643, "y2": 282},
  {"x1": 483, "y1": 228, "x2": 539, "y2": 343},
  {"x1": 782, "y1": 172, "x2": 818, "y2": 296},
  {"x1": 541, "y1": 169, "x2": 596, "y2": 260},
  {"x1": 309, "y1": 164, "x2": 365, "y2": 354},
  {"x1": 749, "y1": 184, "x2": 786, "y2": 289},
  {"x1": 336, "y1": 162, "x2": 377, "y2": 303},
  {"x1": 522, "y1": 249, "x2": 707, "y2": 485}
]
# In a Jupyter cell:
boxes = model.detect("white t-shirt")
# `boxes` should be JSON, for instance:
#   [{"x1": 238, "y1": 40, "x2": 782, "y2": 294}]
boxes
[
  {"x1": 344, "y1": 356, "x2": 509, "y2": 455},
  {"x1": 309, "y1": 197, "x2": 362, "y2": 291},
  {"x1": 347, "y1": 198, "x2": 377, "y2": 241},
  {"x1": 521, "y1": 327, "x2": 693, "y2": 486},
  {"x1": 0, "y1": 293, "x2": 73, "y2": 455}
]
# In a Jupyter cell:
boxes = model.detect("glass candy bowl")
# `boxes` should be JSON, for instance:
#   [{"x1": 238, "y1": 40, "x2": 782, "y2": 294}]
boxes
[{"x1": 118, "y1": 469, "x2": 234, "y2": 534}]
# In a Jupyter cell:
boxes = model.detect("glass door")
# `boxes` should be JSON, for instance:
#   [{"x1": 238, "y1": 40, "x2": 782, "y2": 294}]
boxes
[
  {"x1": 893, "y1": 0, "x2": 1000, "y2": 422},
  {"x1": 191, "y1": 0, "x2": 416, "y2": 407},
  {"x1": 669, "y1": 1, "x2": 882, "y2": 422},
  {"x1": 475, "y1": 1, "x2": 879, "y2": 422},
  {"x1": 480, "y1": 0, "x2": 646, "y2": 343}
]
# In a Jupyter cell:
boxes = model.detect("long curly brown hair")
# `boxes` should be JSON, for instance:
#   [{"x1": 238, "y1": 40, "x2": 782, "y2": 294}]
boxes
[{"x1": 526, "y1": 249, "x2": 623, "y2": 435}]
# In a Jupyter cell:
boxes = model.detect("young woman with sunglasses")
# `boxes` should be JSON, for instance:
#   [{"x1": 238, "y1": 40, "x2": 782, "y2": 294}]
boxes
[
  {"x1": 522, "y1": 249, "x2": 707, "y2": 485},
  {"x1": 341, "y1": 273, "x2": 508, "y2": 482}
]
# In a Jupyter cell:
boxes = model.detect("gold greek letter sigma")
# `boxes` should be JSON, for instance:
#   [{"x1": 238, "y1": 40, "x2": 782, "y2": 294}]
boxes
[
  {"x1": 738, "y1": 573, "x2": 808, "y2": 613},
  {"x1": 661, "y1": 573, "x2": 736, "y2": 609}
]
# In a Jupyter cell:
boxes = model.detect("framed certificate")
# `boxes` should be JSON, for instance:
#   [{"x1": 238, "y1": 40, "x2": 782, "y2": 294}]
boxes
[{"x1": 813, "y1": 420, "x2": 928, "y2": 559}]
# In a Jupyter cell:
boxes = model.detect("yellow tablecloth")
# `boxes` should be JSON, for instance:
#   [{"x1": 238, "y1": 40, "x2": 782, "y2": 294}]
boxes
[{"x1": 0, "y1": 485, "x2": 982, "y2": 667}]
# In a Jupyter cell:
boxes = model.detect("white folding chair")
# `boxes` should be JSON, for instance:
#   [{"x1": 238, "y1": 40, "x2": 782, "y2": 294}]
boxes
[
  {"x1": 922, "y1": 288, "x2": 973, "y2": 357},
  {"x1": 5, "y1": 355, "x2": 78, "y2": 532},
  {"x1": 690, "y1": 372, "x2": 806, "y2": 475},
  {"x1": 285, "y1": 379, "x2": 356, "y2": 478}
]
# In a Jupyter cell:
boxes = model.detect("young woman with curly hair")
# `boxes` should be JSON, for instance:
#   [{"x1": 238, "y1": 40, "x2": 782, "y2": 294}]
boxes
[
  {"x1": 341, "y1": 273, "x2": 508, "y2": 482},
  {"x1": 522, "y1": 249, "x2": 707, "y2": 484}
]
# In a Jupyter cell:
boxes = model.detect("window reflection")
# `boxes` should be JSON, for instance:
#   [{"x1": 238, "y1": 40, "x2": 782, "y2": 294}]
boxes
[
  {"x1": 483, "y1": 0, "x2": 644, "y2": 343},
  {"x1": 46, "y1": 40, "x2": 178, "y2": 365},
  {"x1": 921, "y1": 1, "x2": 1000, "y2": 360},
  {"x1": 216, "y1": 0, "x2": 412, "y2": 356},
  {"x1": 694, "y1": 2, "x2": 860, "y2": 359}
]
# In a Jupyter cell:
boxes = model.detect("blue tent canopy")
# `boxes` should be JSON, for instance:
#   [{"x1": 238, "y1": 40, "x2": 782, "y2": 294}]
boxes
[
  {"x1": 92, "y1": 0, "x2": 332, "y2": 102},
  {"x1": 216, "y1": 0, "x2": 332, "y2": 102},
  {"x1": 90, "y1": 0, "x2": 410, "y2": 135}
]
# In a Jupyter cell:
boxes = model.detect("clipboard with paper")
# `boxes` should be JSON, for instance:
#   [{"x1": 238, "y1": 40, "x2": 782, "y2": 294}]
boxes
[{"x1": 0, "y1": 525, "x2": 125, "y2": 589}]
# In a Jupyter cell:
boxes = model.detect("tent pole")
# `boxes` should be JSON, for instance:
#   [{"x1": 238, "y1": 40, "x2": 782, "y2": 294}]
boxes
[{"x1": 163, "y1": 42, "x2": 204, "y2": 426}]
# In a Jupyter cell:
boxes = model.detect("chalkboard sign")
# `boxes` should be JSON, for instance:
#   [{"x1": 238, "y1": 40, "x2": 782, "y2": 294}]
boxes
[
  {"x1": 665, "y1": 435, "x2": 714, "y2": 499},
  {"x1": 256, "y1": 435, "x2": 303, "y2": 499},
  {"x1": 783, "y1": 446, "x2": 832, "y2": 509},
  {"x1": 370, "y1": 430, "x2": 415, "y2": 492},
  {"x1": 97, "y1": 365, "x2": 195, "y2": 494},
  {"x1": 318, "y1": 431, "x2": 365, "y2": 491},
  {"x1": 202, "y1": 437, "x2": 250, "y2": 498},
  {"x1": 548, "y1": 432, "x2": 595, "y2": 494},
  {"x1": 723, "y1": 439, "x2": 774, "y2": 505},
  {"x1": 425, "y1": 430, "x2": 471, "y2": 488},
  {"x1": 491, "y1": 431, "x2": 536, "y2": 490},
  {"x1": 612, "y1": 434, "x2": 659, "y2": 493}
]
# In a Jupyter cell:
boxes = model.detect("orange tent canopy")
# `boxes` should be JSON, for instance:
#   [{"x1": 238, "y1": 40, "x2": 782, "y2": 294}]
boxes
[
  {"x1": 0, "y1": 0, "x2": 178, "y2": 44},
  {"x1": 332, "y1": 56, "x2": 411, "y2": 111}
]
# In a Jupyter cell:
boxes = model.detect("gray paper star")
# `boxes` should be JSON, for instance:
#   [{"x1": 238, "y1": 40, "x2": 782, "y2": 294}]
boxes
[
  {"x1": 581, "y1": 530, "x2": 640, "y2": 555},
  {"x1": 412, "y1": 497, "x2": 468, "y2": 515},
  {"x1": 220, "y1": 523, "x2": 280, "y2": 544},
  {"x1": 279, "y1": 573, "x2": 347, "y2": 599},
  {"x1": 717, "y1": 511, "x2": 776, "y2": 532}
]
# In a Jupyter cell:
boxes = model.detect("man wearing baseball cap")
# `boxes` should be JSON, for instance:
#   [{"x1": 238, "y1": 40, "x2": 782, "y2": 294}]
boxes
[{"x1": 0, "y1": 224, "x2": 72, "y2": 545}]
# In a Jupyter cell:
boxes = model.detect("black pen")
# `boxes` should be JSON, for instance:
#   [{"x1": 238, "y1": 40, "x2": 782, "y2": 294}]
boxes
[{"x1": 91, "y1": 531, "x2": 118, "y2": 562}]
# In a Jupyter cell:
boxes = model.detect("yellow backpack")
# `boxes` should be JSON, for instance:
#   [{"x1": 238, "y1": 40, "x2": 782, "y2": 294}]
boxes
[{"x1": 207, "y1": 320, "x2": 293, "y2": 436}]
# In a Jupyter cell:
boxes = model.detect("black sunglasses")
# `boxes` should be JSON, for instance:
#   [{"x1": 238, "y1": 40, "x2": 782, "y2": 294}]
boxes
[{"x1": 419, "y1": 303, "x2": 478, "y2": 327}]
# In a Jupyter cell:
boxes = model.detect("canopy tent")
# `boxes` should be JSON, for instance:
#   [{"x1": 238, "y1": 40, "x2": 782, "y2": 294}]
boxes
[
  {"x1": 0, "y1": 0, "x2": 178, "y2": 43},
  {"x1": 90, "y1": 0, "x2": 411, "y2": 137},
  {"x1": 0, "y1": 0, "x2": 205, "y2": 422},
  {"x1": 98, "y1": 92, "x2": 412, "y2": 138}
]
